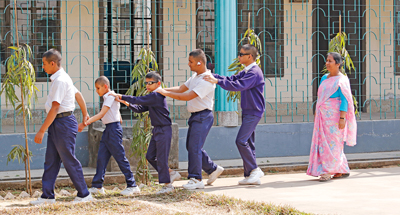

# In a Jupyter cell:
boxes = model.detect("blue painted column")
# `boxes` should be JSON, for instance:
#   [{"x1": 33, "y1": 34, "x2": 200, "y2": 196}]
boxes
[{"x1": 214, "y1": 0, "x2": 238, "y2": 126}]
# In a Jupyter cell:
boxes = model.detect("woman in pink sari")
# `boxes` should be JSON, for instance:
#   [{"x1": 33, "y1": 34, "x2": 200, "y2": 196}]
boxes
[{"x1": 307, "y1": 52, "x2": 357, "y2": 182}]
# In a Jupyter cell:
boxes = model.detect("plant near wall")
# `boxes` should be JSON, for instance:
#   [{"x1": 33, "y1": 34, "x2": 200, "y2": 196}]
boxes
[
  {"x1": 0, "y1": 43, "x2": 38, "y2": 195},
  {"x1": 0, "y1": 1, "x2": 38, "y2": 195},
  {"x1": 226, "y1": 15, "x2": 263, "y2": 102},
  {"x1": 126, "y1": 46, "x2": 159, "y2": 185},
  {"x1": 7, "y1": 145, "x2": 33, "y2": 190}
]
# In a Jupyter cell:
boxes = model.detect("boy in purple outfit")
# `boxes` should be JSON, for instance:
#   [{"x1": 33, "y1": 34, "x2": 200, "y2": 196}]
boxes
[
  {"x1": 204, "y1": 44, "x2": 265, "y2": 185},
  {"x1": 110, "y1": 71, "x2": 181, "y2": 194}
]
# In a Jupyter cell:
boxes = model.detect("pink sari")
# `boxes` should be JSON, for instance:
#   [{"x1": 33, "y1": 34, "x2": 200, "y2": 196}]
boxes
[{"x1": 307, "y1": 73, "x2": 357, "y2": 177}]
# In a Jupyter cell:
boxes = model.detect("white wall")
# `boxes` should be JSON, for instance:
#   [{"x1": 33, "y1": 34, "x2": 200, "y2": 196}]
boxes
[{"x1": 161, "y1": 0, "x2": 196, "y2": 109}]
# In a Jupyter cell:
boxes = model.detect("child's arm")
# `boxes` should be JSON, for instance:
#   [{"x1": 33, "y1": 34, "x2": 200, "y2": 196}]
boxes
[
  {"x1": 157, "y1": 88, "x2": 198, "y2": 101},
  {"x1": 117, "y1": 97, "x2": 149, "y2": 113},
  {"x1": 121, "y1": 94, "x2": 158, "y2": 106},
  {"x1": 34, "y1": 102, "x2": 60, "y2": 143},
  {"x1": 84, "y1": 106, "x2": 110, "y2": 126},
  {"x1": 163, "y1": 85, "x2": 188, "y2": 93},
  {"x1": 75, "y1": 90, "x2": 89, "y2": 123}
]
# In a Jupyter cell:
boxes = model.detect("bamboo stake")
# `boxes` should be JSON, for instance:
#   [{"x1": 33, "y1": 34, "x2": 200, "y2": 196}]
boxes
[
  {"x1": 14, "y1": 0, "x2": 32, "y2": 195},
  {"x1": 248, "y1": 12, "x2": 251, "y2": 31},
  {"x1": 145, "y1": 22, "x2": 150, "y2": 185}
]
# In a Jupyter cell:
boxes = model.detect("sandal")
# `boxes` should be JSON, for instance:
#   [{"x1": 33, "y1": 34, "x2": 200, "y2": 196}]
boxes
[
  {"x1": 333, "y1": 173, "x2": 350, "y2": 178},
  {"x1": 319, "y1": 174, "x2": 331, "y2": 182}
]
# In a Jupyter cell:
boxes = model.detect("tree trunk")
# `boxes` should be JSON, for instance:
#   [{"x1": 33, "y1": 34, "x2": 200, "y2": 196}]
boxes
[
  {"x1": 24, "y1": 159, "x2": 27, "y2": 191},
  {"x1": 14, "y1": 0, "x2": 32, "y2": 196}
]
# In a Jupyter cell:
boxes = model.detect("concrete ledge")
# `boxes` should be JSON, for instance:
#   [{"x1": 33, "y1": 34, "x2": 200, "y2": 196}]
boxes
[
  {"x1": 1, "y1": 151, "x2": 399, "y2": 190},
  {"x1": 179, "y1": 119, "x2": 400, "y2": 162}
]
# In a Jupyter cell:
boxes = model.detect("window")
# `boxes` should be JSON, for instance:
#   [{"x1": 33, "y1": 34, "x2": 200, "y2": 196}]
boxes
[
  {"x1": 0, "y1": 0, "x2": 61, "y2": 80},
  {"x1": 237, "y1": 0, "x2": 284, "y2": 77},
  {"x1": 196, "y1": 0, "x2": 215, "y2": 72},
  {"x1": 395, "y1": 1, "x2": 400, "y2": 75}
]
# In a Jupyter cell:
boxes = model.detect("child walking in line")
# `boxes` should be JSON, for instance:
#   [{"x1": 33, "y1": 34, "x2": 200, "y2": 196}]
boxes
[
  {"x1": 81, "y1": 76, "x2": 140, "y2": 196},
  {"x1": 204, "y1": 44, "x2": 265, "y2": 185},
  {"x1": 157, "y1": 49, "x2": 224, "y2": 190},
  {"x1": 110, "y1": 71, "x2": 181, "y2": 194},
  {"x1": 31, "y1": 49, "x2": 94, "y2": 205}
]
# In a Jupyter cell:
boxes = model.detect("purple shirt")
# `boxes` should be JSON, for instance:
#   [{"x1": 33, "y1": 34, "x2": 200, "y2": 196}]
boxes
[
  {"x1": 213, "y1": 65, "x2": 265, "y2": 117},
  {"x1": 121, "y1": 93, "x2": 172, "y2": 127}
]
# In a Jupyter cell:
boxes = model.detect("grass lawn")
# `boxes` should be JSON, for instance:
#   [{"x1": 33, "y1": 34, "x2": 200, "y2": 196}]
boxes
[{"x1": 0, "y1": 184, "x2": 311, "y2": 215}]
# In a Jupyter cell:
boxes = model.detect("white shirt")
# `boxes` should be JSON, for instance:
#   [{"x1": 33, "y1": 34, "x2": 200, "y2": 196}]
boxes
[
  {"x1": 153, "y1": 86, "x2": 162, "y2": 92},
  {"x1": 45, "y1": 68, "x2": 78, "y2": 114},
  {"x1": 244, "y1": 62, "x2": 257, "y2": 72},
  {"x1": 184, "y1": 70, "x2": 216, "y2": 113},
  {"x1": 101, "y1": 91, "x2": 121, "y2": 124}
]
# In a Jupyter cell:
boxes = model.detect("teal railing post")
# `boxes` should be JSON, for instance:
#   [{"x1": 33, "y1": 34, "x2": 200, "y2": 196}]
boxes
[{"x1": 214, "y1": 0, "x2": 238, "y2": 126}]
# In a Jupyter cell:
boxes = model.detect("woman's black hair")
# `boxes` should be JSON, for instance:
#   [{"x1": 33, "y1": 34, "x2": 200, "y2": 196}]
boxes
[{"x1": 327, "y1": 52, "x2": 344, "y2": 69}]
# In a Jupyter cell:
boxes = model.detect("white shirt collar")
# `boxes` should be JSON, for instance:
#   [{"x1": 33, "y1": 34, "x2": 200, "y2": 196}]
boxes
[
  {"x1": 103, "y1": 90, "x2": 114, "y2": 99},
  {"x1": 50, "y1": 67, "x2": 65, "y2": 81},
  {"x1": 244, "y1": 62, "x2": 257, "y2": 72},
  {"x1": 153, "y1": 86, "x2": 162, "y2": 92},
  {"x1": 194, "y1": 69, "x2": 211, "y2": 77}
]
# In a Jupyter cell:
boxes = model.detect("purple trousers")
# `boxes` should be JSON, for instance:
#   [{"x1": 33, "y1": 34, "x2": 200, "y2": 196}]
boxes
[
  {"x1": 146, "y1": 125, "x2": 172, "y2": 183},
  {"x1": 41, "y1": 115, "x2": 89, "y2": 199},
  {"x1": 186, "y1": 109, "x2": 217, "y2": 179},
  {"x1": 236, "y1": 114, "x2": 261, "y2": 177},
  {"x1": 91, "y1": 122, "x2": 136, "y2": 188}
]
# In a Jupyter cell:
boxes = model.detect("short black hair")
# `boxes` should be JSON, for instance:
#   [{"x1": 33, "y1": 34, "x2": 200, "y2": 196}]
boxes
[
  {"x1": 95, "y1": 76, "x2": 110, "y2": 87},
  {"x1": 42, "y1": 49, "x2": 62, "y2": 67},
  {"x1": 145, "y1": 71, "x2": 162, "y2": 83},
  {"x1": 241, "y1": 44, "x2": 259, "y2": 60},
  {"x1": 327, "y1": 52, "x2": 344, "y2": 69},
  {"x1": 189, "y1": 49, "x2": 207, "y2": 64}
]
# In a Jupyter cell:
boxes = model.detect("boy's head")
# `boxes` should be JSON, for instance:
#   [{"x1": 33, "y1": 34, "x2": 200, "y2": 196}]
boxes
[
  {"x1": 145, "y1": 71, "x2": 162, "y2": 92},
  {"x1": 42, "y1": 49, "x2": 62, "y2": 75},
  {"x1": 238, "y1": 44, "x2": 258, "y2": 65},
  {"x1": 188, "y1": 49, "x2": 207, "y2": 72},
  {"x1": 95, "y1": 76, "x2": 111, "y2": 96}
]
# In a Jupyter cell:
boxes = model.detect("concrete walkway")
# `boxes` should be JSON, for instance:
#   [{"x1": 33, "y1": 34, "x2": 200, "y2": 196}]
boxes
[
  {"x1": 174, "y1": 167, "x2": 400, "y2": 215},
  {"x1": 1, "y1": 152, "x2": 399, "y2": 214}
]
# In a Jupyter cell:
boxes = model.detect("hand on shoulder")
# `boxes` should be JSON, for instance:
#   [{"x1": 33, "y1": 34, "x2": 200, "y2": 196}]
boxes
[
  {"x1": 157, "y1": 88, "x2": 167, "y2": 96},
  {"x1": 109, "y1": 92, "x2": 122, "y2": 99},
  {"x1": 203, "y1": 74, "x2": 218, "y2": 84}
]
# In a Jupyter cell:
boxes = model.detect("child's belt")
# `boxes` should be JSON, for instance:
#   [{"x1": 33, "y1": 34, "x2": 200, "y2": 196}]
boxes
[{"x1": 56, "y1": 111, "x2": 73, "y2": 118}]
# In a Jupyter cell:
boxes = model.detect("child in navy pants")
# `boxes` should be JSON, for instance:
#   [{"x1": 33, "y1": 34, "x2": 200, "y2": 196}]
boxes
[
  {"x1": 81, "y1": 76, "x2": 139, "y2": 196},
  {"x1": 110, "y1": 71, "x2": 181, "y2": 194},
  {"x1": 31, "y1": 49, "x2": 93, "y2": 205},
  {"x1": 157, "y1": 49, "x2": 224, "y2": 190},
  {"x1": 204, "y1": 44, "x2": 266, "y2": 185}
]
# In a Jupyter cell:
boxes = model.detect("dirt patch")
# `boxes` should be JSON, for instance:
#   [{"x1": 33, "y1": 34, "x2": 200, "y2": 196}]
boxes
[{"x1": 0, "y1": 184, "x2": 311, "y2": 215}]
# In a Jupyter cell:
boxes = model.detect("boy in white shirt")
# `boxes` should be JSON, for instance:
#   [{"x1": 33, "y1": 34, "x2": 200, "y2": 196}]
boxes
[
  {"x1": 157, "y1": 49, "x2": 224, "y2": 190},
  {"x1": 30, "y1": 49, "x2": 93, "y2": 205},
  {"x1": 81, "y1": 76, "x2": 139, "y2": 196}
]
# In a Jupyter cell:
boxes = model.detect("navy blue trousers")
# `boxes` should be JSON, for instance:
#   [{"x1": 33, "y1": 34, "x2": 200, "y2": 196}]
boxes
[
  {"x1": 236, "y1": 114, "x2": 262, "y2": 177},
  {"x1": 146, "y1": 125, "x2": 172, "y2": 183},
  {"x1": 91, "y1": 122, "x2": 136, "y2": 188},
  {"x1": 41, "y1": 115, "x2": 89, "y2": 199},
  {"x1": 187, "y1": 109, "x2": 217, "y2": 179}
]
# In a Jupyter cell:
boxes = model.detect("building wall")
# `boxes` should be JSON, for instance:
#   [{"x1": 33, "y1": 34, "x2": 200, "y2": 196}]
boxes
[
  {"x1": 161, "y1": 1, "x2": 197, "y2": 118},
  {"x1": 178, "y1": 119, "x2": 400, "y2": 161},
  {"x1": 365, "y1": 0, "x2": 396, "y2": 111},
  {"x1": 0, "y1": 1, "x2": 100, "y2": 111}
]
